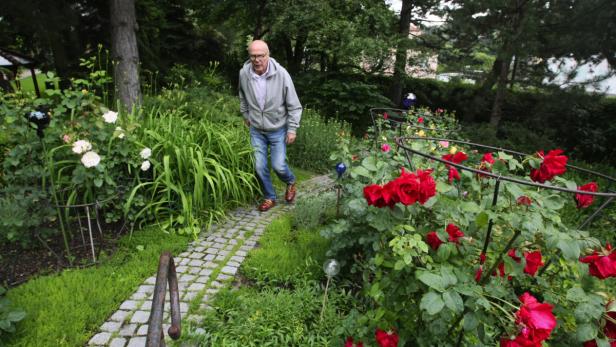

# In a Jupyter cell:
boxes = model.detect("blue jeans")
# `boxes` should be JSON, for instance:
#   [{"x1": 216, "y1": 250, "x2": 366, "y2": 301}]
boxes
[{"x1": 250, "y1": 126, "x2": 296, "y2": 201}]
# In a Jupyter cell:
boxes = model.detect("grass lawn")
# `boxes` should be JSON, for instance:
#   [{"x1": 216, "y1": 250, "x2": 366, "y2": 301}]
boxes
[{"x1": 9, "y1": 74, "x2": 51, "y2": 95}]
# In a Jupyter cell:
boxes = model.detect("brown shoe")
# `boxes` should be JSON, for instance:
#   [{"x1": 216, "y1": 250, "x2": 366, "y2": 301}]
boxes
[
  {"x1": 258, "y1": 199, "x2": 276, "y2": 212},
  {"x1": 285, "y1": 183, "x2": 297, "y2": 203}
]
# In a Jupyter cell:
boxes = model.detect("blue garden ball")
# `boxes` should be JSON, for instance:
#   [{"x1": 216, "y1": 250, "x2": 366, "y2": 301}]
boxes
[
  {"x1": 335, "y1": 162, "x2": 347, "y2": 178},
  {"x1": 402, "y1": 92, "x2": 417, "y2": 109}
]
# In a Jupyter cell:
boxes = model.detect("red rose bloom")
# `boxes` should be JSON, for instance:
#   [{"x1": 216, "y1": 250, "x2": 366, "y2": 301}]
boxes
[
  {"x1": 383, "y1": 112, "x2": 389, "y2": 120},
  {"x1": 530, "y1": 149, "x2": 568, "y2": 183},
  {"x1": 583, "y1": 340, "x2": 598, "y2": 347},
  {"x1": 523, "y1": 250, "x2": 544, "y2": 276},
  {"x1": 576, "y1": 182, "x2": 598, "y2": 209},
  {"x1": 475, "y1": 266, "x2": 483, "y2": 282},
  {"x1": 381, "y1": 180, "x2": 400, "y2": 208},
  {"x1": 517, "y1": 196, "x2": 532, "y2": 206},
  {"x1": 418, "y1": 117, "x2": 424, "y2": 123},
  {"x1": 364, "y1": 184, "x2": 386, "y2": 208},
  {"x1": 579, "y1": 244, "x2": 616, "y2": 279},
  {"x1": 482, "y1": 152, "x2": 495, "y2": 164},
  {"x1": 448, "y1": 166, "x2": 461, "y2": 183},
  {"x1": 446, "y1": 223, "x2": 464, "y2": 243},
  {"x1": 375, "y1": 328, "x2": 399, "y2": 347},
  {"x1": 501, "y1": 292, "x2": 556, "y2": 347},
  {"x1": 345, "y1": 337, "x2": 364, "y2": 347},
  {"x1": 480, "y1": 252, "x2": 487, "y2": 265},
  {"x1": 394, "y1": 171, "x2": 419, "y2": 205},
  {"x1": 416, "y1": 169, "x2": 436, "y2": 204},
  {"x1": 443, "y1": 152, "x2": 469, "y2": 164},
  {"x1": 426, "y1": 231, "x2": 443, "y2": 250}
]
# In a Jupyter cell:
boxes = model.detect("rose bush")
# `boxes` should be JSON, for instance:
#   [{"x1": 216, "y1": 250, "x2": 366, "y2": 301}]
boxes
[{"x1": 325, "y1": 108, "x2": 615, "y2": 346}]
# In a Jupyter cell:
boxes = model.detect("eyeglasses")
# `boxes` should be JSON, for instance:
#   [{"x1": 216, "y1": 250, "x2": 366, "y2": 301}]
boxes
[{"x1": 249, "y1": 54, "x2": 268, "y2": 61}]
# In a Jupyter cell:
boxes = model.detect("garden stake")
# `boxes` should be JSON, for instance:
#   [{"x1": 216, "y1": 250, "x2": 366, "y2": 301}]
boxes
[
  {"x1": 85, "y1": 206, "x2": 97, "y2": 262},
  {"x1": 320, "y1": 259, "x2": 340, "y2": 322},
  {"x1": 481, "y1": 178, "x2": 501, "y2": 255},
  {"x1": 76, "y1": 210, "x2": 86, "y2": 246}
]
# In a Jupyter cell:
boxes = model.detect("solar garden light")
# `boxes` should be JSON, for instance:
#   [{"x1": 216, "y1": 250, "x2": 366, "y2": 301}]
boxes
[
  {"x1": 335, "y1": 162, "x2": 346, "y2": 217},
  {"x1": 25, "y1": 106, "x2": 51, "y2": 138},
  {"x1": 402, "y1": 92, "x2": 417, "y2": 109},
  {"x1": 320, "y1": 258, "x2": 340, "y2": 322}
]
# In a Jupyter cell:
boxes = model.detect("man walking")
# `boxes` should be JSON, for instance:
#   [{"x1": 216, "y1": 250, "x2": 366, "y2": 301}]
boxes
[{"x1": 239, "y1": 40, "x2": 302, "y2": 212}]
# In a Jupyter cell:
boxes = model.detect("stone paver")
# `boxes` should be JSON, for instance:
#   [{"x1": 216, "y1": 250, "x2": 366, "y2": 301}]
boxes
[{"x1": 89, "y1": 175, "x2": 333, "y2": 346}]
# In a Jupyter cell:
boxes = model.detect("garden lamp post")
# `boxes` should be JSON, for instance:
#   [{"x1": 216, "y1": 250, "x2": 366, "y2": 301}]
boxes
[
  {"x1": 402, "y1": 92, "x2": 417, "y2": 109},
  {"x1": 25, "y1": 107, "x2": 72, "y2": 263},
  {"x1": 335, "y1": 162, "x2": 346, "y2": 217},
  {"x1": 320, "y1": 258, "x2": 340, "y2": 322}
]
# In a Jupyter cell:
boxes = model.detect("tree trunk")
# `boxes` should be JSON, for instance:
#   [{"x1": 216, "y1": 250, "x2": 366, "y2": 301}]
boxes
[
  {"x1": 110, "y1": 0, "x2": 142, "y2": 111},
  {"x1": 464, "y1": 58, "x2": 502, "y2": 122},
  {"x1": 253, "y1": 0, "x2": 267, "y2": 39},
  {"x1": 389, "y1": 0, "x2": 413, "y2": 106},
  {"x1": 490, "y1": 55, "x2": 512, "y2": 128}
]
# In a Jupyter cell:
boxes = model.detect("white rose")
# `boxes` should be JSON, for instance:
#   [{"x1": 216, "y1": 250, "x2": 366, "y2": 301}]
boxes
[
  {"x1": 141, "y1": 160, "x2": 151, "y2": 171},
  {"x1": 81, "y1": 151, "x2": 101, "y2": 168},
  {"x1": 140, "y1": 147, "x2": 152, "y2": 159},
  {"x1": 72, "y1": 140, "x2": 92, "y2": 154},
  {"x1": 102, "y1": 110, "x2": 118, "y2": 124}
]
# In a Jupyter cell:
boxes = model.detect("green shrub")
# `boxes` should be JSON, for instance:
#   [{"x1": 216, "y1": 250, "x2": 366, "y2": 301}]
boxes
[
  {"x1": 0, "y1": 286, "x2": 25, "y2": 341},
  {"x1": 292, "y1": 192, "x2": 337, "y2": 230},
  {"x1": 287, "y1": 109, "x2": 351, "y2": 173},
  {"x1": 240, "y1": 216, "x2": 330, "y2": 286}
]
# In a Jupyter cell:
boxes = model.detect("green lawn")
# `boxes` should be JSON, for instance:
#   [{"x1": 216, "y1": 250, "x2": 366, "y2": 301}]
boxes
[{"x1": 9, "y1": 73, "x2": 51, "y2": 94}]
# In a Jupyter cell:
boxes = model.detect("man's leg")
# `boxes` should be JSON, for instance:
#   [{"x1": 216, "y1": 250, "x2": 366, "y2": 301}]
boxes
[
  {"x1": 250, "y1": 127, "x2": 277, "y2": 201},
  {"x1": 268, "y1": 128, "x2": 296, "y2": 202}
]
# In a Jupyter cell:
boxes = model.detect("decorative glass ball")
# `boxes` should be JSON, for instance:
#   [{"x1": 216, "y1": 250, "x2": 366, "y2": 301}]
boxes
[
  {"x1": 402, "y1": 93, "x2": 417, "y2": 109},
  {"x1": 323, "y1": 259, "x2": 340, "y2": 277},
  {"x1": 335, "y1": 162, "x2": 347, "y2": 178}
]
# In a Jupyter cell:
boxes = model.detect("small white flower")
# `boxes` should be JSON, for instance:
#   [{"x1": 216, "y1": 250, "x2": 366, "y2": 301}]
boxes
[
  {"x1": 102, "y1": 110, "x2": 118, "y2": 124},
  {"x1": 72, "y1": 140, "x2": 92, "y2": 154},
  {"x1": 140, "y1": 147, "x2": 152, "y2": 159},
  {"x1": 81, "y1": 151, "x2": 101, "y2": 168},
  {"x1": 118, "y1": 133, "x2": 125, "y2": 139},
  {"x1": 141, "y1": 160, "x2": 151, "y2": 171}
]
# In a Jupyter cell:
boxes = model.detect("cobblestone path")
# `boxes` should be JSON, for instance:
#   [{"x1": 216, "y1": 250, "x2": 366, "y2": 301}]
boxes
[{"x1": 88, "y1": 175, "x2": 333, "y2": 347}]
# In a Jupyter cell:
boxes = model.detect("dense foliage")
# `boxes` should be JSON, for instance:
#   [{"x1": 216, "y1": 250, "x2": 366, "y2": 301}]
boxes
[{"x1": 323, "y1": 107, "x2": 616, "y2": 346}]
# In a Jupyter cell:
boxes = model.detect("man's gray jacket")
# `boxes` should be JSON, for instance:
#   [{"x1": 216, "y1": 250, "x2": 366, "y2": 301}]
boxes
[{"x1": 239, "y1": 58, "x2": 302, "y2": 134}]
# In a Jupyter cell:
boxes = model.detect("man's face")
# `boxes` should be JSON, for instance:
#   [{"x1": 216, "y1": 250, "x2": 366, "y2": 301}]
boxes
[{"x1": 249, "y1": 45, "x2": 269, "y2": 75}]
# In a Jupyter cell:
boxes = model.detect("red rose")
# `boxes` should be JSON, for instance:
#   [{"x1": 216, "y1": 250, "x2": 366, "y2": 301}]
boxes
[
  {"x1": 583, "y1": 340, "x2": 598, "y2": 347},
  {"x1": 480, "y1": 252, "x2": 487, "y2": 265},
  {"x1": 475, "y1": 266, "x2": 483, "y2": 282},
  {"x1": 383, "y1": 112, "x2": 389, "y2": 120},
  {"x1": 394, "y1": 170, "x2": 420, "y2": 205},
  {"x1": 482, "y1": 152, "x2": 495, "y2": 164},
  {"x1": 381, "y1": 180, "x2": 400, "y2": 208},
  {"x1": 426, "y1": 231, "x2": 443, "y2": 250},
  {"x1": 530, "y1": 149, "x2": 568, "y2": 183},
  {"x1": 418, "y1": 117, "x2": 424, "y2": 123},
  {"x1": 575, "y1": 182, "x2": 598, "y2": 209},
  {"x1": 500, "y1": 292, "x2": 556, "y2": 347},
  {"x1": 448, "y1": 166, "x2": 461, "y2": 183},
  {"x1": 579, "y1": 244, "x2": 616, "y2": 279},
  {"x1": 375, "y1": 329, "x2": 399, "y2": 347},
  {"x1": 443, "y1": 152, "x2": 468, "y2": 164},
  {"x1": 517, "y1": 196, "x2": 532, "y2": 206},
  {"x1": 446, "y1": 223, "x2": 464, "y2": 243},
  {"x1": 523, "y1": 250, "x2": 544, "y2": 276},
  {"x1": 416, "y1": 169, "x2": 436, "y2": 204},
  {"x1": 345, "y1": 337, "x2": 364, "y2": 347},
  {"x1": 364, "y1": 184, "x2": 386, "y2": 208}
]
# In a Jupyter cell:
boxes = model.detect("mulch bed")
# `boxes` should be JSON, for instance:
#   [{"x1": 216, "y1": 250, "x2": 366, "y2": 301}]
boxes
[{"x1": 0, "y1": 225, "x2": 124, "y2": 288}]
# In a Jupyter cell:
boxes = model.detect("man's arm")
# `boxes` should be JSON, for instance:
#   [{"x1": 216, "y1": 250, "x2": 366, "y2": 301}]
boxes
[
  {"x1": 238, "y1": 72, "x2": 249, "y2": 125},
  {"x1": 283, "y1": 71, "x2": 302, "y2": 138}
]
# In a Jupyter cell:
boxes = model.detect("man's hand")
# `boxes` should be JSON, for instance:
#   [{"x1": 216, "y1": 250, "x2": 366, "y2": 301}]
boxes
[{"x1": 286, "y1": 132, "x2": 296, "y2": 144}]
